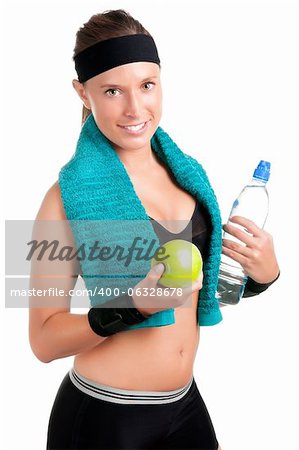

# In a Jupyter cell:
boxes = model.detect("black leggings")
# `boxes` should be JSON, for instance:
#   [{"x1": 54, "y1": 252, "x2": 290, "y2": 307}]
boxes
[{"x1": 47, "y1": 370, "x2": 219, "y2": 450}]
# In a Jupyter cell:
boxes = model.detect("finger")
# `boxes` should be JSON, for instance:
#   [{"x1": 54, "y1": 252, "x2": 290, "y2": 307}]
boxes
[
  {"x1": 182, "y1": 274, "x2": 203, "y2": 296},
  {"x1": 191, "y1": 271, "x2": 203, "y2": 289},
  {"x1": 229, "y1": 216, "x2": 264, "y2": 237},
  {"x1": 222, "y1": 238, "x2": 252, "y2": 257},
  {"x1": 146, "y1": 263, "x2": 165, "y2": 287},
  {"x1": 222, "y1": 223, "x2": 255, "y2": 247},
  {"x1": 198, "y1": 271, "x2": 204, "y2": 281},
  {"x1": 192, "y1": 277, "x2": 203, "y2": 292},
  {"x1": 222, "y1": 245, "x2": 249, "y2": 267},
  {"x1": 195, "y1": 271, "x2": 203, "y2": 287}
]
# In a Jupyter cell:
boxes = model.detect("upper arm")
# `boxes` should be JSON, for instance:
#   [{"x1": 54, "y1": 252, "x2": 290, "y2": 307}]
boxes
[
  {"x1": 35, "y1": 181, "x2": 66, "y2": 222},
  {"x1": 29, "y1": 181, "x2": 80, "y2": 339}
]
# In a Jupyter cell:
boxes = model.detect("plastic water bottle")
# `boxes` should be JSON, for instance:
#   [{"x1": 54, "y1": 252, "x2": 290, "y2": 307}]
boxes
[{"x1": 216, "y1": 160, "x2": 271, "y2": 305}]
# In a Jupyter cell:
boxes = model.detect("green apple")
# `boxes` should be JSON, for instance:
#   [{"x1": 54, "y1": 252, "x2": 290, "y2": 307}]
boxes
[{"x1": 151, "y1": 239, "x2": 203, "y2": 288}]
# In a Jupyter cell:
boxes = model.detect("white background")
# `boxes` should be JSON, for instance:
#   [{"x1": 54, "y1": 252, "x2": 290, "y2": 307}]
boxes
[{"x1": 1, "y1": 0, "x2": 299, "y2": 449}]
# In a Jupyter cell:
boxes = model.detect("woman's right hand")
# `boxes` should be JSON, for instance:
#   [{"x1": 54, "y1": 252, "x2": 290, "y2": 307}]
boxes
[{"x1": 131, "y1": 263, "x2": 203, "y2": 317}]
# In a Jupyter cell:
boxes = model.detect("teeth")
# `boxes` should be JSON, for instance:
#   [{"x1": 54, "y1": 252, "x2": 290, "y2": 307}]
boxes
[{"x1": 124, "y1": 122, "x2": 146, "y2": 131}]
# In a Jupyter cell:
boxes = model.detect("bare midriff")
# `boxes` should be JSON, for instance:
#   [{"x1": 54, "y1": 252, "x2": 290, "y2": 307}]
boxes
[
  {"x1": 74, "y1": 290, "x2": 200, "y2": 391},
  {"x1": 74, "y1": 157, "x2": 202, "y2": 391}
]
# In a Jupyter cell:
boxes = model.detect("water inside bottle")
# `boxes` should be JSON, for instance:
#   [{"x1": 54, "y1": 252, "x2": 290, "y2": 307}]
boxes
[{"x1": 216, "y1": 261, "x2": 247, "y2": 305}]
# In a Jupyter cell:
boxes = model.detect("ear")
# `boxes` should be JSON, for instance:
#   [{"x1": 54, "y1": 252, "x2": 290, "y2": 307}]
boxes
[{"x1": 72, "y1": 79, "x2": 91, "y2": 110}]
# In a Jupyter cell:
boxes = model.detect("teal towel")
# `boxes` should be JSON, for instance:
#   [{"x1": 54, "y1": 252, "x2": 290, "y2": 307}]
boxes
[{"x1": 59, "y1": 114, "x2": 223, "y2": 327}]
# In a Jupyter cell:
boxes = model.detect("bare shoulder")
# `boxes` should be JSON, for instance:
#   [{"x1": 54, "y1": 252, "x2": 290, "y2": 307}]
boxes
[{"x1": 36, "y1": 181, "x2": 66, "y2": 221}]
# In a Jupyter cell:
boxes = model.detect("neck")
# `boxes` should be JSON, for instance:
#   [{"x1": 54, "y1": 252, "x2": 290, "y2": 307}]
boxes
[{"x1": 113, "y1": 143, "x2": 160, "y2": 172}]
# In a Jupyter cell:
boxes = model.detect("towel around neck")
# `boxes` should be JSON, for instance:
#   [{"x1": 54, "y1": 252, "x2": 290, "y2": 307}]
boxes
[{"x1": 59, "y1": 114, "x2": 223, "y2": 327}]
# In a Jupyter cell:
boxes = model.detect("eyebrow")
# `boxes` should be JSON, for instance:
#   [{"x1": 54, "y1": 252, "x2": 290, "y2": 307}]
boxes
[{"x1": 99, "y1": 76, "x2": 158, "y2": 89}]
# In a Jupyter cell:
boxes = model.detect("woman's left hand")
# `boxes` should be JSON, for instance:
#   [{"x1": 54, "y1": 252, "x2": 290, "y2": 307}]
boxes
[{"x1": 222, "y1": 216, "x2": 280, "y2": 284}]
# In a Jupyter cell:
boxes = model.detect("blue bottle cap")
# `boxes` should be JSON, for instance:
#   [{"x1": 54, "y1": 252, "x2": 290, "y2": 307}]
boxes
[{"x1": 253, "y1": 160, "x2": 271, "y2": 182}]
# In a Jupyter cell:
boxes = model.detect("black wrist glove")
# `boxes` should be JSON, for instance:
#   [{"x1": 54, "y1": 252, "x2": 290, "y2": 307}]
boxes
[
  {"x1": 88, "y1": 293, "x2": 149, "y2": 337},
  {"x1": 243, "y1": 271, "x2": 280, "y2": 298}
]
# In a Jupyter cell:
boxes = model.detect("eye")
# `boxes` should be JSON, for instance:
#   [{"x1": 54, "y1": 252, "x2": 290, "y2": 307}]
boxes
[
  {"x1": 143, "y1": 81, "x2": 155, "y2": 91},
  {"x1": 105, "y1": 88, "x2": 120, "y2": 97}
]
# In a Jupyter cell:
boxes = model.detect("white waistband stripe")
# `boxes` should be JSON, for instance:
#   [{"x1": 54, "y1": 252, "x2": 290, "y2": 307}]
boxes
[{"x1": 69, "y1": 368, "x2": 193, "y2": 405}]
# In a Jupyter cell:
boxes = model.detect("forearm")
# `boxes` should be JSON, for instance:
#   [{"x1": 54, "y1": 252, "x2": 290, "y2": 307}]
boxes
[{"x1": 30, "y1": 312, "x2": 107, "y2": 363}]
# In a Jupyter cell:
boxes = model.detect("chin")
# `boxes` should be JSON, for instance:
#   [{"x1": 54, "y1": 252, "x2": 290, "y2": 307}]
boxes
[
  {"x1": 117, "y1": 138, "x2": 150, "y2": 151},
  {"x1": 117, "y1": 131, "x2": 154, "y2": 148}
]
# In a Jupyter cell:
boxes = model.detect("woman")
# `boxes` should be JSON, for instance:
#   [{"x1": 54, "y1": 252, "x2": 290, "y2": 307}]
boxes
[{"x1": 29, "y1": 9, "x2": 280, "y2": 450}]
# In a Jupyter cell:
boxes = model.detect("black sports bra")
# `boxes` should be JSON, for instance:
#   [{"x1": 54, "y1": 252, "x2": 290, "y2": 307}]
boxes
[
  {"x1": 148, "y1": 200, "x2": 212, "y2": 261},
  {"x1": 148, "y1": 200, "x2": 279, "y2": 296}
]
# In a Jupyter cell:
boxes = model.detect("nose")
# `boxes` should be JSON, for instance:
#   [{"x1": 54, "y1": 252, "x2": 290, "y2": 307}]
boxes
[{"x1": 123, "y1": 90, "x2": 142, "y2": 119}]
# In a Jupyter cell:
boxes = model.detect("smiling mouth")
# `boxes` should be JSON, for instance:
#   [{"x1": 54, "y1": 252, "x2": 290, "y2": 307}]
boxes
[{"x1": 118, "y1": 120, "x2": 149, "y2": 132}]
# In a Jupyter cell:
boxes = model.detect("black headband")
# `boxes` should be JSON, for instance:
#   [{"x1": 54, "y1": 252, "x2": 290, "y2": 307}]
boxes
[{"x1": 74, "y1": 34, "x2": 161, "y2": 83}]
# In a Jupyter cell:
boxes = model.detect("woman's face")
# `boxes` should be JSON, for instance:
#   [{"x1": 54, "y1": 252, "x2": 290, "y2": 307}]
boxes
[{"x1": 73, "y1": 62, "x2": 162, "y2": 153}]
